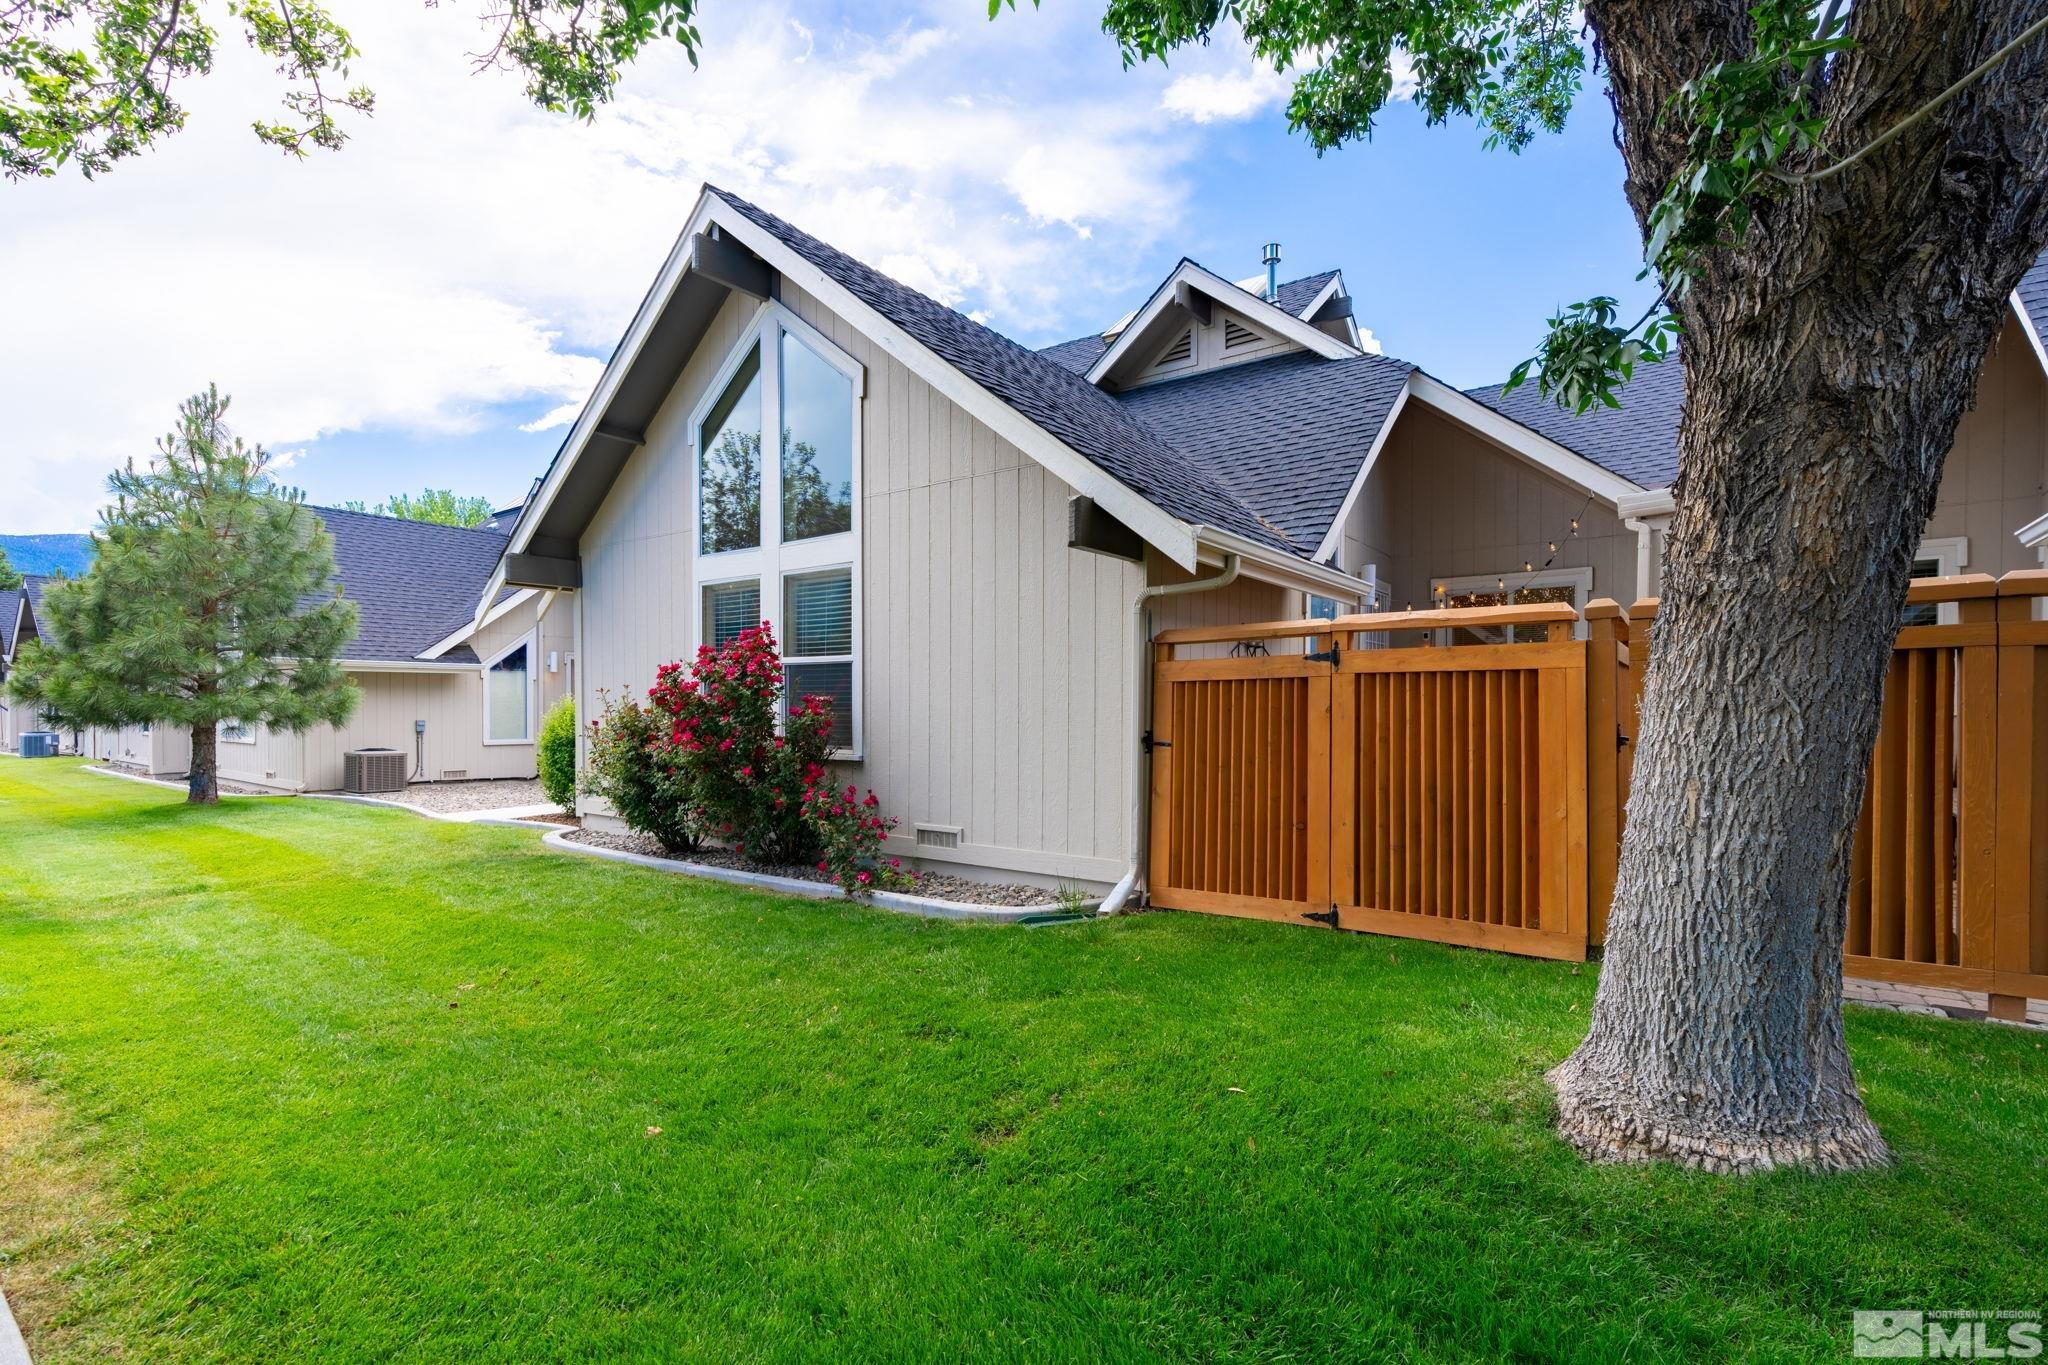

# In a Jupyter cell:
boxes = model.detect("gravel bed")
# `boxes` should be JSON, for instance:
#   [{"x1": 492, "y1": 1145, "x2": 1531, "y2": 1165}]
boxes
[
  {"x1": 120, "y1": 764, "x2": 274, "y2": 797},
  {"x1": 562, "y1": 829, "x2": 1066, "y2": 907},
  {"x1": 398, "y1": 778, "x2": 556, "y2": 814}
]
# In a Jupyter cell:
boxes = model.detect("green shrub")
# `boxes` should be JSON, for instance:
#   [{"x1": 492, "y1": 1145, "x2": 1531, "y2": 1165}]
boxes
[
  {"x1": 538, "y1": 696, "x2": 577, "y2": 810},
  {"x1": 581, "y1": 692, "x2": 702, "y2": 855}
]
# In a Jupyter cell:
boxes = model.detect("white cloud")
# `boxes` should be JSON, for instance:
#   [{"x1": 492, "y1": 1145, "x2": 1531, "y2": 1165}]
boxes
[
  {"x1": 1161, "y1": 64, "x2": 1295, "y2": 124},
  {"x1": 0, "y1": 0, "x2": 1277, "y2": 532}
]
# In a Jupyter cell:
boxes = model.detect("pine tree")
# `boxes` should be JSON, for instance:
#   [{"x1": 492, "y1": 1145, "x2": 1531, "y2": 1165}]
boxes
[
  {"x1": 0, "y1": 546, "x2": 20, "y2": 591},
  {"x1": 6, "y1": 386, "x2": 359, "y2": 803}
]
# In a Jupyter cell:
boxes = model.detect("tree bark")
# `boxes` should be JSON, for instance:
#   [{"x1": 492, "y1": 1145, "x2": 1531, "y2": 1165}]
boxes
[
  {"x1": 188, "y1": 722, "x2": 218, "y2": 805},
  {"x1": 1553, "y1": 1, "x2": 2048, "y2": 1172}
]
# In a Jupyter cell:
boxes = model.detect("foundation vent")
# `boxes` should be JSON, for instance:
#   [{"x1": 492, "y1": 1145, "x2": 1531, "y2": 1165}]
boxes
[
  {"x1": 914, "y1": 824, "x2": 962, "y2": 851},
  {"x1": 439, "y1": 769, "x2": 468, "y2": 782}
]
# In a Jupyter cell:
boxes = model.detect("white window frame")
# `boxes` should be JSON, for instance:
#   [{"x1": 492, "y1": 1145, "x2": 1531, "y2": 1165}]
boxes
[
  {"x1": 218, "y1": 718, "x2": 255, "y2": 745},
  {"x1": 687, "y1": 298, "x2": 866, "y2": 759},
  {"x1": 1909, "y1": 536, "x2": 1970, "y2": 626},
  {"x1": 481, "y1": 627, "x2": 540, "y2": 747},
  {"x1": 1429, "y1": 566, "x2": 1594, "y2": 644}
]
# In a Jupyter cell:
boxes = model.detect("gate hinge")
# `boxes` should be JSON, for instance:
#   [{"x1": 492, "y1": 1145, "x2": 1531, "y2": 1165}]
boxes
[
  {"x1": 1617, "y1": 732, "x2": 1632, "y2": 749},
  {"x1": 1141, "y1": 730, "x2": 1172, "y2": 753},
  {"x1": 1306, "y1": 646, "x2": 1340, "y2": 665},
  {"x1": 1301, "y1": 904, "x2": 1340, "y2": 928}
]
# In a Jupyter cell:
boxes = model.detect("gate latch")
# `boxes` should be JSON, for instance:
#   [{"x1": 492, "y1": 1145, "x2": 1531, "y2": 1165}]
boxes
[
  {"x1": 1301, "y1": 905, "x2": 1340, "y2": 929},
  {"x1": 1141, "y1": 730, "x2": 1172, "y2": 753}
]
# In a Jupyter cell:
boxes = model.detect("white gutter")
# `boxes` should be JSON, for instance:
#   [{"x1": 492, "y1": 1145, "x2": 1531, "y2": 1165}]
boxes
[
  {"x1": 1193, "y1": 525, "x2": 1364, "y2": 599},
  {"x1": 1099, "y1": 553, "x2": 1242, "y2": 916}
]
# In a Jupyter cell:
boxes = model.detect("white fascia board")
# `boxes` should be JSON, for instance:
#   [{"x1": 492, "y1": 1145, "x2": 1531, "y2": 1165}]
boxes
[
  {"x1": 342, "y1": 659, "x2": 478, "y2": 674},
  {"x1": 1195, "y1": 526, "x2": 1369, "y2": 598},
  {"x1": 1408, "y1": 374, "x2": 1645, "y2": 506},
  {"x1": 1297, "y1": 271, "x2": 1365, "y2": 352},
  {"x1": 708, "y1": 204, "x2": 1201, "y2": 570},
  {"x1": 2017, "y1": 510, "x2": 2048, "y2": 550},
  {"x1": 2014, "y1": 291, "x2": 2048, "y2": 379},
  {"x1": 517, "y1": 187, "x2": 1200, "y2": 572},
  {"x1": 1615, "y1": 488, "x2": 1677, "y2": 519},
  {"x1": 1085, "y1": 261, "x2": 1357, "y2": 387},
  {"x1": 1311, "y1": 378, "x2": 1413, "y2": 563},
  {"x1": 415, "y1": 588, "x2": 539, "y2": 662}
]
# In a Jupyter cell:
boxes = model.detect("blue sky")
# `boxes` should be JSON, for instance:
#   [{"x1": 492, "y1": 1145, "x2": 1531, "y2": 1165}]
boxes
[{"x1": 3, "y1": 1, "x2": 1654, "y2": 533}]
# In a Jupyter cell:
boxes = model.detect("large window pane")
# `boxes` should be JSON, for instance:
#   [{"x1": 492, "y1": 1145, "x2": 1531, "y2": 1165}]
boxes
[
  {"x1": 488, "y1": 643, "x2": 530, "y2": 741},
  {"x1": 784, "y1": 569, "x2": 852, "y2": 657},
  {"x1": 703, "y1": 579, "x2": 761, "y2": 647},
  {"x1": 699, "y1": 345, "x2": 763, "y2": 554},
  {"x1": 779, "y1": 330, "x2": 854, "y2": 542},
  {"x1": 786, "y1": 662, "x2": 853, "y2": 748}
]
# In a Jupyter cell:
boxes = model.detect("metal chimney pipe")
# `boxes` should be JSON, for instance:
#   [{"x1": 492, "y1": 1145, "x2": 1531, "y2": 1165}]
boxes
[{"x1": 1262, "y1": 242, "x2": 1282, "y2": 301}]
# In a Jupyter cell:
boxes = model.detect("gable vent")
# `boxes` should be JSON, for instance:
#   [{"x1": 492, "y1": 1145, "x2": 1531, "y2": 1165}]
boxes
[
  {"x1": 1157, "y1": 327, "x2": 1193, "y2": 367},
  {"x1": 1223, "y1": 318, "x2": 1259, "y2": 350},
  {"x1": 914, "y1": 823, "x2": 962, "y2": 850}
]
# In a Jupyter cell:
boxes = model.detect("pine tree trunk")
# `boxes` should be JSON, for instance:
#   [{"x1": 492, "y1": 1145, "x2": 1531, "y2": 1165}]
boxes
[{"x1": 188, "y1": 723, "x2": 218, "y2": 805}]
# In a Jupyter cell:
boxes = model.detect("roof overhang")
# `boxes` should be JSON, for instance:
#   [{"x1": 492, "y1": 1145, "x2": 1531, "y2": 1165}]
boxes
[
  {"x1": 2017, "y1": 510, "x2": 2048, "y2": 551},
  {"x1": 416, "y1": 588, "x2": 540, "y2": 662},
  {"x1": 1085, "y1": 260, "x2": 1357, "y2": 388},
  {"x1": 497, "y1": 186, "x2": 1211, "y2": 612},
  {"x1": 1197, "y1": 526, "x2": 1370, "y2": 600},
  {"x1": 2013, "y1": 290, "x2": 2048, "y2": 379},
  {"x1": 1615, "y1": 489, "x2": 1678, "y2": 521},
  {"x1": 341, "y1": 659, "x2": 480, "y2": 674}
]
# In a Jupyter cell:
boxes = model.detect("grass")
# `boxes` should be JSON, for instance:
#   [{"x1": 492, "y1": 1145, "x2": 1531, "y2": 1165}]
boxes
[{"x1": 0, "y1": 758, "x2": 2042, "y2": 1362}]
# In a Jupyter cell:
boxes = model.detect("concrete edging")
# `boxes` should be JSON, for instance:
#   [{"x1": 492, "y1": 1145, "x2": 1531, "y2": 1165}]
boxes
[
  {"x1": 79, "y1": 764, "x2": 561, "y2": 827},
  {"x1": 0, "y1": 1283, "x2": 31, "y2": 1365},
  {"x1": 539, "y1": 830, "x2": 1096, "y2": 926}
]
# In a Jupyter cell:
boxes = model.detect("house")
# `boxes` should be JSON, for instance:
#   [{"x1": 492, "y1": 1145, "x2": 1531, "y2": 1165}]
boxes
[
  {"x1": 75, "y1": 507, "x2": 570, "y2": 789},
  {"x1": 1471, "y1": 252, "x2": 2048, "y2": 606},
  {"x1": 490, "y1": 186, "x2": 2048, "y2": 894},
  {"x1": 2, "y1": 576, "x2": 65, "y2": 751}
]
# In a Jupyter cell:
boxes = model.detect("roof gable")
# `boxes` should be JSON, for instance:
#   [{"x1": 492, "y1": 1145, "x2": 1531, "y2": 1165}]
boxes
[
  {"x1": 1083, "y1": 259, "x2": 1357, "y2": 390},
  {"x1": 0, "y1": 587, "x2": 20, "y2": 658}
]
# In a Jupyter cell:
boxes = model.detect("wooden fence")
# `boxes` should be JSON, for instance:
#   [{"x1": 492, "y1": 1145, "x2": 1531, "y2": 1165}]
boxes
[
  {"x1": 1148, "y1": 572, "x2": 2048, "y2": 1015},
  {"x1": 1150, "y1": 603, "x2": 1591, "y2": 961}
]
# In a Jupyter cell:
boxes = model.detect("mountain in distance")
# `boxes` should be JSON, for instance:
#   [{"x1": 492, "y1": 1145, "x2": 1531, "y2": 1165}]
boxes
[{"x1": 0, "y1": 533, "x2": 94, "y2": 578}]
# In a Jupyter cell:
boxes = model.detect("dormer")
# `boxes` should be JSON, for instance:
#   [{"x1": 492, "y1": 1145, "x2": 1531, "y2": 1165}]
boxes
[{"x1": 1087, "y1": 260, "x2": 1366, "y2": 392}]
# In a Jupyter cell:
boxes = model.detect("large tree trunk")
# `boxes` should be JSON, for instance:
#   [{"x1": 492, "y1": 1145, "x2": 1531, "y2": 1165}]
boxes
[
  {"x1": 1554, "y1": 1, "x2": 2048, "y2": 1172},
  {"x1": 187, "y1": 722, "x2": 218, "y2": 805}
]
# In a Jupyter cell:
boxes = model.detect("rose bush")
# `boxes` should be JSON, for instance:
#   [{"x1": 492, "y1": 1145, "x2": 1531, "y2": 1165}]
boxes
[
  {"x1": 581, "y1": 690, "x2": 702, "y2": 855},
  {"x1": 803, "y1": 781, "x2": 912, "y2": 897}
]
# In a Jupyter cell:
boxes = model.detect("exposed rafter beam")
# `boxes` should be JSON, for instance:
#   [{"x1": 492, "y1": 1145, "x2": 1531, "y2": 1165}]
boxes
[
  {"x1": 1172, "y1": 281, "x2": 1212, "y2": 326},
  {"x1": 690, "y1": 232, "x2": 773, "y2": 299},
  {"x1": 1310, "y1": 293, "x2": 1354, "y2": 323},
  {"x1": 503, "y1": 552, "x2": 582, "y2": 591}
]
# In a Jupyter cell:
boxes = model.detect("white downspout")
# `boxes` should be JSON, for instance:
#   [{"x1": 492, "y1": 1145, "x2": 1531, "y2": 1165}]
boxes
[{"x1": 1098, "y1": 552, "x2": 1241, "y2": 916}]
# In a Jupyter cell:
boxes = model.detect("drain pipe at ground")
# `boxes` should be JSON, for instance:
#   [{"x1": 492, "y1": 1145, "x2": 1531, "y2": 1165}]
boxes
[{"x1": 1097, "y1": 552, "x2": 1241, "y2": 916}]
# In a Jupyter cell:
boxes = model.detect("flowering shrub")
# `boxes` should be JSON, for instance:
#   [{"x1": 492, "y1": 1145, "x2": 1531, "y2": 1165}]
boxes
[
  {"x1": 647, "y1": 624, "x2": 835, "y2": 867},
  {"x1": 582, "y1": 691, "x2": 702, "y2": 854},
  {"x1": 803, "y1": 782, "x2": 912, "y2": 897}
]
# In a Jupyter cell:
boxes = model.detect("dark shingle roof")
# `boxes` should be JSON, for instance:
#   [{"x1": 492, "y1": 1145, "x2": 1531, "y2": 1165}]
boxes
[
  {"x1": 310, "y1": 507, "x2": 510, "y2": 664},
  {"x1": 1272, "y1": 270, "x2": 1340, "y2": 317},
  {"x1": 1465, "y1": 360, "x2": 1685, "y2": 490},
  {"x1": 710, "y1": 187, "x2": 1304, "y2": 554},
  {"x1": 0, "y1": 587, "x2": 20, "y2": 657},
  {"x1": 2018, "y1": 252, "x2": 2048, "y2": 347},
  {"x1": 1116, "y1": 352, "x2": 1415, "y2": 549},
  {"x1": 21, "y1": 573, "x2": 48, "y2": 617}
]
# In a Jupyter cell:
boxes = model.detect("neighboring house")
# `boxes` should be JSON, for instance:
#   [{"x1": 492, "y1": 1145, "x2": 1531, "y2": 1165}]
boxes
[
  {"x1": 2, "y1": 576, "x2": 68, "y2": 752},
  {"x1": 1469, "y1": 255, "x2": 2048, "y2": 607},
  {"x1": 80, "y1": 507, "x2": 570, "y2": 790}
]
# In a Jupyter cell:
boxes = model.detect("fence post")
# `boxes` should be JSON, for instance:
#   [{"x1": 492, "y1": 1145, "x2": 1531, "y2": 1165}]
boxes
[
  {"x1": 1584, "y1": 600, "x2": 1630, "y2": 946},
  {"x1": 1993, "y1": 572, "x2": 2048, "y2": 1021}
]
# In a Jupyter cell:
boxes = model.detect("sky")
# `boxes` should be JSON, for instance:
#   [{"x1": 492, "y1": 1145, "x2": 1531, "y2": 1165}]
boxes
[{"x1": 0, "y1": 0, "x2": 1656, "y2": 535}]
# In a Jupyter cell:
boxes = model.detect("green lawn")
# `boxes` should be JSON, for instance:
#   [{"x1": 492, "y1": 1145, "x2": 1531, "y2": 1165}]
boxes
[{"x1": 0, "y1": 759, "x2": 2042, "y2": 1362}]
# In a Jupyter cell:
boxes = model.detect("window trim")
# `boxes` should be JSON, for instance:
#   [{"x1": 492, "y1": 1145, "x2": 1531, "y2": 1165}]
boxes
[
  {"x1": 1911, "y1": 536, "x2": 1970, "y2": 626},
  {"x1": 1428, "y1": 566, "x2": 1594, "y2": 644},
  {"x1": 480, "y1": 627, "x2": 540, "y2": 747},
  {"x1": 687, "y1": 298, "x2": 866, "y2": 759}
]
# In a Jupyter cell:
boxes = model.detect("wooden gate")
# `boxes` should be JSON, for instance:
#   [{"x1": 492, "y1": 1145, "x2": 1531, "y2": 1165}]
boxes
[{"x1": 1148, "y1": 604, "x2": 1590, "y2": 961}]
